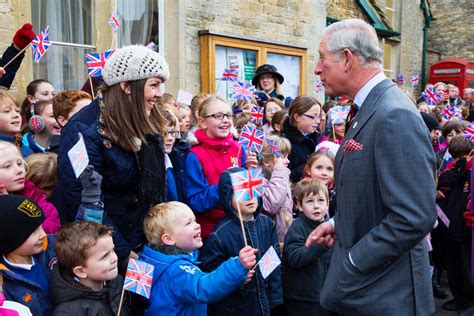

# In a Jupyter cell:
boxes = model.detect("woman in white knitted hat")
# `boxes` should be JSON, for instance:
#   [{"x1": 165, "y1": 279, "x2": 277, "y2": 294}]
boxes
[{"x1": 56, "y1": 45, "x2": 170, "y2": 268}]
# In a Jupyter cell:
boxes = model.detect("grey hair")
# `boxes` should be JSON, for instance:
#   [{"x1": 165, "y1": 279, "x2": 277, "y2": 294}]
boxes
[
  {"x1": 325, "y1": 19, "x2": 384, "y2": 69},
  {"x1": 464, "y1": 88, "x2": 474, "y2": 95}
]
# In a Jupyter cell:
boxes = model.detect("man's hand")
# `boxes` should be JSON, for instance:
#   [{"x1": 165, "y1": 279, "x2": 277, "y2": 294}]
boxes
[
  {"x1": 238, "y1": 246, "x2": 257, "y2": 269},
  {"x1": 305, "y1": 221, "x2": 336, "y2": 248}
]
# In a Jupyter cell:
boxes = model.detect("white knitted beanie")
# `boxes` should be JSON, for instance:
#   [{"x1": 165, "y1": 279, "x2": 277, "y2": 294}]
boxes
[{"x1": 103, "y1": 45, "x2": 170, "y2": 86}]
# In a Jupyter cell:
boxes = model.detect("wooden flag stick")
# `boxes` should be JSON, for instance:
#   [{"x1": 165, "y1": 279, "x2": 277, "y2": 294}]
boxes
[
  {"x1": 235, "y1": 202, "x2": 248, "y2": 247},
  {"x1": 89, "y1": 76, "x2": 96, "y2": 99},
  {"x1": 2, "y1": 43, "x2": 31, "y2": 69},
  {"x1": 117, "y1": 286, "x2": 126, "y2": 315}
]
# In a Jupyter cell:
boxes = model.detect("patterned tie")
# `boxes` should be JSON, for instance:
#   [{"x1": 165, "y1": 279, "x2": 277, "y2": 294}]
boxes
[{"x1": 345, "y1": 102, "x2": 359, "y2": 130}]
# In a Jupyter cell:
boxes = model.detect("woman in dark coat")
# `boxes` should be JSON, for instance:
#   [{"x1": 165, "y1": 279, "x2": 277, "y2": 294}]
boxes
[
  {"x1": 56, "y1": 45, "x2": 169, "y2": 265},
  {"x1": 252, "y1": 64, "x2": 292, "y2": 107}
]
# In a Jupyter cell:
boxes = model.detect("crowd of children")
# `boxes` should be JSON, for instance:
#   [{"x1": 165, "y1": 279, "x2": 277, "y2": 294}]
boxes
[{"x1": 0, "y1": 30, "x2": 473, "y2": 315}]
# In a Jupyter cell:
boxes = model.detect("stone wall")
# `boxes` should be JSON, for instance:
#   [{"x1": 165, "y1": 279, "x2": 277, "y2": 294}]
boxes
[
  {"x1": 166, "y1": 0, "x2": 327, "y2": 98},
  {"x1": 0, "y1": 0, "x2": 32, "y2": 98},
  {"x1": 427, "y1": 0, "x2": 474, "y2": 61}
]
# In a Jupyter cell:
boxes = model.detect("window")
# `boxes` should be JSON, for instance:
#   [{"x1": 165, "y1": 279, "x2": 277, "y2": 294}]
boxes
[
  {"x1": 116, "y1": 0, "x2": 160, "y2": 48},
  {"x1": 32, "y1": 0, "x2": 94, "y2": 91},
  {"x1": 383, "y1": 42, "x2": 393, "y2": 78},
  {"x1": 385, "y1": 0, "x2": 398, "y2": 31},
  {"x1": 200, "y1": 32, "x2": 307, "y2": 104}
]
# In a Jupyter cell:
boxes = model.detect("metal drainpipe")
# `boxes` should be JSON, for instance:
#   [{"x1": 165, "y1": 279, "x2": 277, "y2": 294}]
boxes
[{"x1": 421, "y1": 0, "x2": 432, "y2": 88}]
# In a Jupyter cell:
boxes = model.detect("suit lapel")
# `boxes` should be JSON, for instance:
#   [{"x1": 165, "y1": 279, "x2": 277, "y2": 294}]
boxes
[{"x1": 335, "y1": 79, "x2": 396, "y2": 178}]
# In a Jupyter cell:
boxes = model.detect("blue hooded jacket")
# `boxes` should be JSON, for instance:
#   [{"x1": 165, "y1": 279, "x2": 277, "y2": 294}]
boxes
[
  {"x1": 200, "y1": 167, "x2": 283, "y2": 315},
  {"x1": 2, "y1": 235, "x2": 57, "y2": 316},
  {"x1": 139, "y1": 245, "x2": 248, "y2": 316}
]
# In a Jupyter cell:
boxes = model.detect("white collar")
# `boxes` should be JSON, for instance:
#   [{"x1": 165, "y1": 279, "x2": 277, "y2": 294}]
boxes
[
  {"x1": 3, "y1": 256, "x2": 35, "y2": 270},
  {"x1": 164, "y1": 153, "x2": 173, "y2": 169},
  {"x1": 354, "y1": 72, "x2": 386, "y2": 108}
]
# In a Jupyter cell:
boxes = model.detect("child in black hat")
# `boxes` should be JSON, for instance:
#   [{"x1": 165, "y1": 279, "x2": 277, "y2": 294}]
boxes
[{"x1": 0, "y1": 195, "x2": 57, "y2": 316}]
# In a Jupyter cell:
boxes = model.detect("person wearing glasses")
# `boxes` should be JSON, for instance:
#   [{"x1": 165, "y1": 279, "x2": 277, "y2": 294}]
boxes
[
  {"x1": 161, "y1": 109, "x2": 184, "y2": 202},
  {"x1": 185, "y1": 96, "x2": 257, "y2": 240},
  {"x1": 57, "y1": 45, "x2": 170, "y2": 269},
  {"x1": 252, "y1": 64, "x2": 292, "y2": 107},
  {"x1": 282, "y1": 96, "x2": 323, "y2": 182}
]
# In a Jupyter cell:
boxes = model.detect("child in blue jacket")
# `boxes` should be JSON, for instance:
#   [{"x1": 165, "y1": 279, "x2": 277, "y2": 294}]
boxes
[
  {"x1": 0, "y1": 195, "x2": 57, "y2": 316},
  {"x1": 200, "y1": 167, "x2": 284, "y2": 315},
  {"x1": 139, "y1": 201, "x2": 257, "y2": 316}
]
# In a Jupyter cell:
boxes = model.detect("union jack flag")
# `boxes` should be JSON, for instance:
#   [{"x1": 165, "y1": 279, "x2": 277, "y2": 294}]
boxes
[
  {"x1": 31, "y1": 26, "x2": 52, "y2": 63},
  {"x1": 266, "y1": 138, "x2": 281, "y2": 157},
  {"x1": 396, "y1": 74, "x2": 404, "y2": 85},
  {"x1": 239, "y1": 124, "x2": 265, "y2": 153},
  {"x1": 315, "y1": 79, "x2": 324, "y2": 93},
  {"x1": 109, "y1": 12, "x2": 120, "y2": 32},
  {"x1": 222, "y1": 69, "x2": 239, "y2": 81},
  {"x1": 464, "y1": 123, "x2": 474, "y2": 140},
  {"x1": 442, "y1": 105, "x2": 462, "y2": 120},
  {"x1": 422, "y1": 86, "x2": 442, "y2": 106},
  {"x1": 230, "y1": 168, "x2": 263, "y2": 202},
  {"x1": 84, "y1": 50, "x2": 114, "y2": 77},
  {"x1": 250, "y1": 105, "x2": 264, "y2": 125},
  {"x1": 124, "y1": 258, "x2": 154, "y2": 299},
  {"x1": 231, "y1": 81, "x2": 255, "y2": 103},
  {"x1": 257, "y1": 245, "x2": 281, "y2": 279},
  {"x1": 411, "y1": 74, "x2": 419, "y2": 86},
  {"x1": 328, "y1": 105, "x2": 351, "y2": 125}
]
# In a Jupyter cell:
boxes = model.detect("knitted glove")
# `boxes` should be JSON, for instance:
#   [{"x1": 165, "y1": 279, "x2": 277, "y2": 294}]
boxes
[
  {"x1": 79, "y1": 165, "x2": 102, "y2": 204},
  {"x1": 12, "y1": 23, "x2": 36, "y2": 50},
  {"x1": 464, "y1": 211, "x2": 474, "y2": 227}
]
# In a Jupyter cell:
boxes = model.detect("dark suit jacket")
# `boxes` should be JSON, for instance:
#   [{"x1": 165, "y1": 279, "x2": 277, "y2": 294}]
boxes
[{"x1": 320, "y1": 79, "x2": 437, "y2": 315}]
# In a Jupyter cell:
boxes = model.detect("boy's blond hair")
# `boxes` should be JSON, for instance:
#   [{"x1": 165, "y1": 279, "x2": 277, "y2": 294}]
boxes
[
  {"x1": 144, "y1": 202, "x2": 193, "y2": 246},
  {"x1": 25, "y1": 152, "x2": 57, "y2": 188},
  {"x1": 260, "y1": 135, "x2": 291, "y2": 164},
  {"x1": 293, "y1": 178, "x2": 329, "y2": 204}
]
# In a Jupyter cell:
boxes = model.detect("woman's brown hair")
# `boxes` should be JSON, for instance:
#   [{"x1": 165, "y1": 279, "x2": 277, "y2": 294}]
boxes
[
  {"x1": 288, "y1": 96, "x2": 321, "y2": 126},
  {"x1": 101, "y1": 79, "x2": 167, "y2": 152}
]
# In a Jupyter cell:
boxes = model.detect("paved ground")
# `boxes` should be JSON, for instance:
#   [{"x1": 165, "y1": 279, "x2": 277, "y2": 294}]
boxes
[{"x1": 433, "y1": 276, "x2": 456, "y2": 316}]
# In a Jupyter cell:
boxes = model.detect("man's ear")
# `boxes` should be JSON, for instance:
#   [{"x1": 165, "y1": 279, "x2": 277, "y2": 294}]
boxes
[
  {"x1": 342, "y1": 48, "x2": 355, "y2": 72},
  {"x1": 72, "y1": 265, "x2": 88, "y2": 279},
  {"x1": 161, "y1": 233, "x2": 175, "y2": 246}
]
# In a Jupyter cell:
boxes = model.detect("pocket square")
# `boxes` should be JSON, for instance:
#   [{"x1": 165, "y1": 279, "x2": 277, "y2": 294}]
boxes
[{"x1": 343, "y1": 139, "x2": 363, "y2": 152}]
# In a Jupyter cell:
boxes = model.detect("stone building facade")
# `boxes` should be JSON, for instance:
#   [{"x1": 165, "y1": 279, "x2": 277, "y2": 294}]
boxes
[
  {"x1": 0, "y1": 0, "x2": 470, "y2": 102},
  {"x1": 427, "y1": 0, "x2": 474, "y2": 62}
]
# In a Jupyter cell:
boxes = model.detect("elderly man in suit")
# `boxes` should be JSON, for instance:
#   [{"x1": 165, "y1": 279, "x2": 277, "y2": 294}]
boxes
[{"x1": 305, "y1": 19, "x2": 437, "y2": 315}]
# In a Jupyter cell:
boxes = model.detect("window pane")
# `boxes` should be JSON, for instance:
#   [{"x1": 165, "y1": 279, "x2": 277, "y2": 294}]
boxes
[
  {"x1": 117, "y1": 0, "x2": 158, "y2": 48},
  {"x1": 267, "y1": 52, "x2": 301, "y2": 99},
  {"x1": 214, "y1": 45, "x2": 257, "y2": 103},
  {"x1": 31, "y1": 0, "x2": 93, "y2": 91}
]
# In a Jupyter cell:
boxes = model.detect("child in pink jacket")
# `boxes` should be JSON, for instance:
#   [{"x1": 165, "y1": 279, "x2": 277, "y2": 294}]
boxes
[
  {"x1": 260, "y1": 135, "x2": 293, "y2": 243},
  {"x1": 0, "y1": 141, "x2": 60, "y2": 234}
]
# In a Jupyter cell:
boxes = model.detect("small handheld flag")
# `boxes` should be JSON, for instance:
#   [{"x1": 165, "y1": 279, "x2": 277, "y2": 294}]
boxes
[
  {"x1": 231, "y1": 82, "x2": 255, "y2": 103},
  {"x1": 109, "y1": 12, "x2": 120, "y2": 32},
  {"x1": 222, "y1": 69, "x2": 239, "y2": 81},
  {"x1": 266, "y1": 138, "x2": 282, "y2": 157},
  {"x1": 315, "y1": 79, "x2": 324, "y2": 93},
  {"x1": 422, "y1": 86, "x2": 441, "y2": 106},
  {"x1": 411, "y1": 74, "x2": 419, "y2": 86},
  {"x1": 146, "y1": 42, "x2": 158, "y2": 51},
  {"x1": 239, "y1": 124, "x2": 265, "y2": 153},
  {"x1": 464, "y1": 123, "x2": 474, "y2": 140},
  {"x1": 250, "y1": 105, "x2": 264, "y2": 126},
  {"x1": 230, "y1": 168, "x2": 264, "y2": 202},
  {"x1": 328, "y1": 106, "x2": 351, "y2": 125},
  {"x1": 84, "y1": 50, "x2": 114, "y2": 77},
  {"x1": 123, "y1": 258, "x2": 154, "y2": 299},
  {"x1": 396, "y1": 74, "x2": 404, "y2": 86},
  {"x1": 31, "y1": 26, "x2": 52, "y2": 63},
  {"x1": 257, "y1": 246, "x2": 281, "y2": 279}
]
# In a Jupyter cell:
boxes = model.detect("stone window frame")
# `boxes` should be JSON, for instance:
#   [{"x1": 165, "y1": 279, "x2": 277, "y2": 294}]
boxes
[{"x1": 199, "y1": 31, "x2": 307, "y2": 96}]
